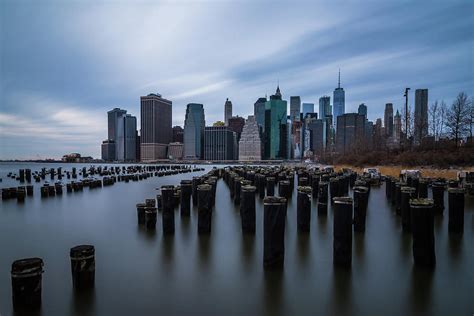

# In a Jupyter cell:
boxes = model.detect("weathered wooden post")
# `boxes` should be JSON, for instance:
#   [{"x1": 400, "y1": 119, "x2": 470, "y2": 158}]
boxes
[
  {"x1": 401, "y1": 187, "x2": 416, "y2": 233},
  {"x1": 70, "y1": 245, "x2": 95, "y2": 290},
  {"x1": 11, "y1": 257, "x2": 44, "y2": 309},
  {"x1": 192, "y1": 176, "x2": 201, "y2": 206},
  {"x1": 385, "y1": 177, "x2": 392, "y2": 200},
  {"x1": 297, "y1": 186, "x2": 312, "y2": 232},
  {"x1": 278, "y1": 180, "x2": 291, "y2": 200},
  {"x1": 136, "y1": 203, "x2": 146, "y2": 224},
  {"x1": 311, "y1": 176, "x2": 319, "y2": 199},
  {"x1": 353, "y1": 186, "x2": 369, "y2": 232},
  {"x1": 410, "y1": 198, "x2": 435, "y2": 267},
  {"x1": 145, "y1": 207, "x2": 157, "y2": 230},
  {"x1": 198, "y1": 184, "x2": 212, "y2": 234},
  {"x1": 266, "y1": 177, "x2": 275, "y2": 196},
  {"x1": 263, "y1": 196, "x2": 287, "y2": 269},
  {"x1": 448, "y1": 188, "x2": 464, "y2": 234},
  {"x1": 418, "y1": 178, "x2": 428, "y2": 198},
  {"x1": 329, "y1": 177, "x2": 340, "y2": 203},
  {"x1": 240, "y1": 185, "x2": 256, "y2": 234},
  {"x1": 318, "y1": 181, "x2": 329, "y2": 215},
  {"x1": 432, "y1": 182, "x2": 446, "y2": 214},
  {"x1": 234, "y1": 176, "x2": 243, "y2": 205},
  {"x1": 180, "y1": 180, "x2": 193, "y2": 217},
  {"x1": 333, "y1": 197, "x2": 353, "y2": 267},
  {"x1": 161, "y1": 185, "x2": 175, "y2": 235}
]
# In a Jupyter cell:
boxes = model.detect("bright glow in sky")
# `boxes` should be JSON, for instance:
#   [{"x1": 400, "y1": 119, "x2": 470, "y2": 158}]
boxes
[{"x1": 1, "y1": 0, "x2": 473, "y2": 159}]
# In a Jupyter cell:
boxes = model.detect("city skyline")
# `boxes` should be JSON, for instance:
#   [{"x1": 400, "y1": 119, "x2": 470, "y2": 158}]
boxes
[{"x1": 1, "y1": 0, "x2": 473, "y2": 159}]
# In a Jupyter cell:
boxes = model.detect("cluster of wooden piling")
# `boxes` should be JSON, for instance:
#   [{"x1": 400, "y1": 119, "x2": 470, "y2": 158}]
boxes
[
  {"x1": 384, "y1": 174, "x2": 465, "y2": 267},
  {"x1": 135, "y1": 168, "x2": 221, "y2": 235},
  {"x1": 2, "y1": 165, "x2": 205, "y2": 203},
  {"x1": 11, "y1": 245, "x2": 95, "y2": 311},
  {"x1": 222, "y1": 165, "x2": 373, "y2": 269}
]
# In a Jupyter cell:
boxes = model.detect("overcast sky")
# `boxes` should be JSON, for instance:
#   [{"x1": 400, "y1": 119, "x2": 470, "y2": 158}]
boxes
[{"x1": 1, "y1": 0, "x2": 473, "y2": 159}]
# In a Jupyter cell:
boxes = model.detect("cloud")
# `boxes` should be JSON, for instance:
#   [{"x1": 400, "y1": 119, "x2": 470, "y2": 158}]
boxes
[{"x1": 1, "y1": 0, "x2": 473, "y2": 159}]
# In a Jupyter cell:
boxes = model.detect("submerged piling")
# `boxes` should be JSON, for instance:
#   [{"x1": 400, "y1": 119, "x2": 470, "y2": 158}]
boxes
[
  {"x1": 180, "y1": 180, "x2": 193, "y2": 217},
  {"x1": 70, "y1": 245, "x2": 95, "y2": 290},
  {"x1": 145, "y1": 207, "x2": 158, "y2": 230},
  {"x1": 318, "y1": 182, "x2": 329, "y2": 215},
  {"x1": 401, "y1": 187, "x2": 416, "y2": 232},
  {"x1": 266, "y1": 177, "x2": 275, "y2": 196},
  {"x1": 333, "y1": 197, "x2": 353, "y2": 267},
  {"x1": 410, "y1": 198, "x2": 435, "y2": 267},
  {"x1": 353, "y1": 186, "x2": 369, "y2": 232},
  {"x1": 448, "y1": 188, "x2": 464, "y2": 234},
  {"x1": 198, "y1": 184, "x2": 212, "y2": 234},
  {"x1": 241, "y1": 185, "x2": 256, "y2": 234},
  {"x1": 263, "y1": 196, "x2": 287, "y2": 269},
  {"x1": 432, "y1": 182, "x2": 446, "y2": 214},
  {"x1": 136, "y1": 203, "x2": 146, "y2": 225},
  {"x1": 161, "y1": 185, "x2": 175, "y2": 235},
  {"x1": 11, "y1": 257, "x2": 44, "y2": 309},
  {"x1": 297, "y1": 186, "x2": 312, "y2": 232}
]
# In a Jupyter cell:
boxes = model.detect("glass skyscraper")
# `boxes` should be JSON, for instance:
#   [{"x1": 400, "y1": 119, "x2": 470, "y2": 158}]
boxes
[
  {"x1": 302, "y1": 103, "x2": 314, "y2": 118},
  {"x1": 264, "y1": 86, "x2": 287, "y2": 159},
  {"x1": 333, "y1": 70, "x2": 345, "y2": 129},
  {"x1": 184, "y1": 103, "x2": 205, "y2": 159}
]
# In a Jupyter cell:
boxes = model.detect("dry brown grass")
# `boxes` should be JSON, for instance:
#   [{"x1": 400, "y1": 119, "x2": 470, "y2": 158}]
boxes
[{"x1": 334, "y1": 164, "x2": 474, "y2": 180}]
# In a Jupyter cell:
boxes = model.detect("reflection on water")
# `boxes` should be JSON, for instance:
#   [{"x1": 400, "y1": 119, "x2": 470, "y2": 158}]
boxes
[{"x1": 0, "y1": 162, "x2": 473, "y2": 315}]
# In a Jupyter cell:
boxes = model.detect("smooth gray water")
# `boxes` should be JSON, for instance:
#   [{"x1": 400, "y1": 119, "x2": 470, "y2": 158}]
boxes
[{"x1": 0, "y1": 162, "x2": 473, "y2": 316}]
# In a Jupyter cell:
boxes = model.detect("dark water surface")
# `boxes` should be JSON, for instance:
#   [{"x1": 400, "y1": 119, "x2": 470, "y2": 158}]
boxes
[{"x1": 0, "y1": 162, "x2": 473, "y2": 315}]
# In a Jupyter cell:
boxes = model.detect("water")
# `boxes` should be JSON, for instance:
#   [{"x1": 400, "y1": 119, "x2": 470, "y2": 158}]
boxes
[{"x1": 0, "y1": 162, "x2": 473, "y2": 315}]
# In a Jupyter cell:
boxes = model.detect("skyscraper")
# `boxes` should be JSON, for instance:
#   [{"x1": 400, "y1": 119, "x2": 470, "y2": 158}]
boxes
[
  {"x1": 107, "y1": 108, "x2": 127, "y2": 160},
  {"x1": 254, "y1": 97, "x2": 267, "y2": 130},
  {"x1": 228, "y1": 116, "x2": 245, "y2": 139},
  {"x1": 307, "y1": 119, "x2": 328, "y2": 157},
  {"x1": 358, "y1": 103, "x2": 367, "y2": 117},
  {"x1": 224, "y1": 98, "x2": 233, "y2": 126},
  {"x1": 384, "y1": 103, "x2": 394, "y2": 137},
  {"x1": 183, "y1": 103, "x2": 205, "y2": 159},
  {"x1": 394, "y1": 110, "x2": 402, "y2": 141},
  {"x1": 140, "y1": 93, "x2": 172, "y2": 161},
  {"x1": 414, "y1": 89, "x2": 429, "y2": 143},
  {"x1": 335, "y1": 113, "x2": 366, "y2": 155},
  {"x1": 264, "y1": 85, "x2": 288, "y2": 159},
  {"x1": 172, "y1": 126, "x2": 184, "y2": 143},
  {"x1": 290, "y1": 96, "x2": 301, "y2": 122},
  {"x1": 333, "y1": 70, "x2": 345, "y2": 129},
  {"x1": 239, "y1": 115, "x2": 261, "y2": 161},
  {"x1": 302, "y1": 103, "x2": 315, "y2": 118},
  {"x1": 124, "y1": 114, "x2": 137, "y2": 161},
  {"x1": 319, "y1": 96, "x2": 331, "y2": 119},
  {"x1": 204, "y1": 126, "x2": 236, "y2": 160},
  {"x1": 101, "y1": 140, "x2": 115, "y2": 161}
]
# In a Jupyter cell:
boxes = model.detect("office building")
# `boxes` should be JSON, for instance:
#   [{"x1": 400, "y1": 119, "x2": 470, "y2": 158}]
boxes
[
  {"x1": 140, "y1": 93, "x2": 172, "y2": 161},
  {"x1": 224, "y1": 98, "x2": 233, "y2": 126},
  {"x1": 394, "y1": 110, "x2": 402, "y2": 141},
  {"x1": 302, "y1": 103, "x2": 315, "y2": 118},
  {"x1": 414, "y1": 89, "x2": 429, "y2": 143},
  {"x1": 228, "y1": 116, "x2": 245, "y2": 138},
  {"x1": 333, "y1": 70, "x2": 345, "y2": 129},
  {"x1": 183, "y1": 103, "x2": 205, "y2": 159},
  {"x1": 168, "y1": 142, "x2": 183, "y2": 160},
  {"x1": 254, "y1": 97, "x2": 267, "y2": 131},
  {"x1": 204, "y1": 126, "x2": 236, "y2": 160},
  {"x1": 263, "y1": 85, "x2": 288, "y2": 159},
  {"x1": 290, "y1": 96, "x2": 301, "y2": 122},
  {"x1": 124, "y1": 114, "x2": 137, "y2": 161},
  {"x1": 307, "y1": 119, "x2": 328, "y2": 158},
  {"x1": 384, "y1": 103, "x2": 394, "y2": 137},
  {"x1": 101, "y1": 140, "x2": 115, "y2": 161},
  {"x1": 172, "y1": 126, "x2": 184, "y2": 143},
  {"x1": 319, "y1": 96, "x2": 331, "y2": 119},
  {"x1": 335, "y1": 113, "x2": 366, "y2": 155},
  {"x1": 239, "y1": 116, "x2": 261, "y2": 161},
  {"x1": 358, "y1": 103, "x2": 367, "y2": 117},
  {"x1": 107, "y1": 108, "x2": 127, "y2": 160}
]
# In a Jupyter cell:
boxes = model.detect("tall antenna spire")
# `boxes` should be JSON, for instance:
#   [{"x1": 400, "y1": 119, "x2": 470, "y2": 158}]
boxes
[{"x1": 338, "y1": 68, "x2": 341, "y2": 88}]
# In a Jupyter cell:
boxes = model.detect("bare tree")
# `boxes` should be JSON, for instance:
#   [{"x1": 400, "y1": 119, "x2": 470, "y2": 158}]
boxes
[
  {"x1": 469, "y1": 97, "x2": 474, "y2": 139},
  {"x1": 429, "y1": 100, "x2": 439, "y2": 137},
  {"x1": 445, "y1": 92, "x2": 471, "y2": 146},
  {"x1": 439, "y1": 100, "x2": 447, "y2": 138},
  {"x1": 401, "y1": 104, "x2": 414, "y2": 140}
]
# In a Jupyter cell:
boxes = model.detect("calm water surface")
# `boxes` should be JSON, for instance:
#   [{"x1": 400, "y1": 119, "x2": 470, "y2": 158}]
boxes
[{"x1": 0, "y1": 162, "x2": 473, "y2": 315}]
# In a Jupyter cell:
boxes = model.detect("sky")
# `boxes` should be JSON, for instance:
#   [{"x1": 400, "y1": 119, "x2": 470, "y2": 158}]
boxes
[{"x1": 1, "y1": 0, "x2": 473, "y2": 159}]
